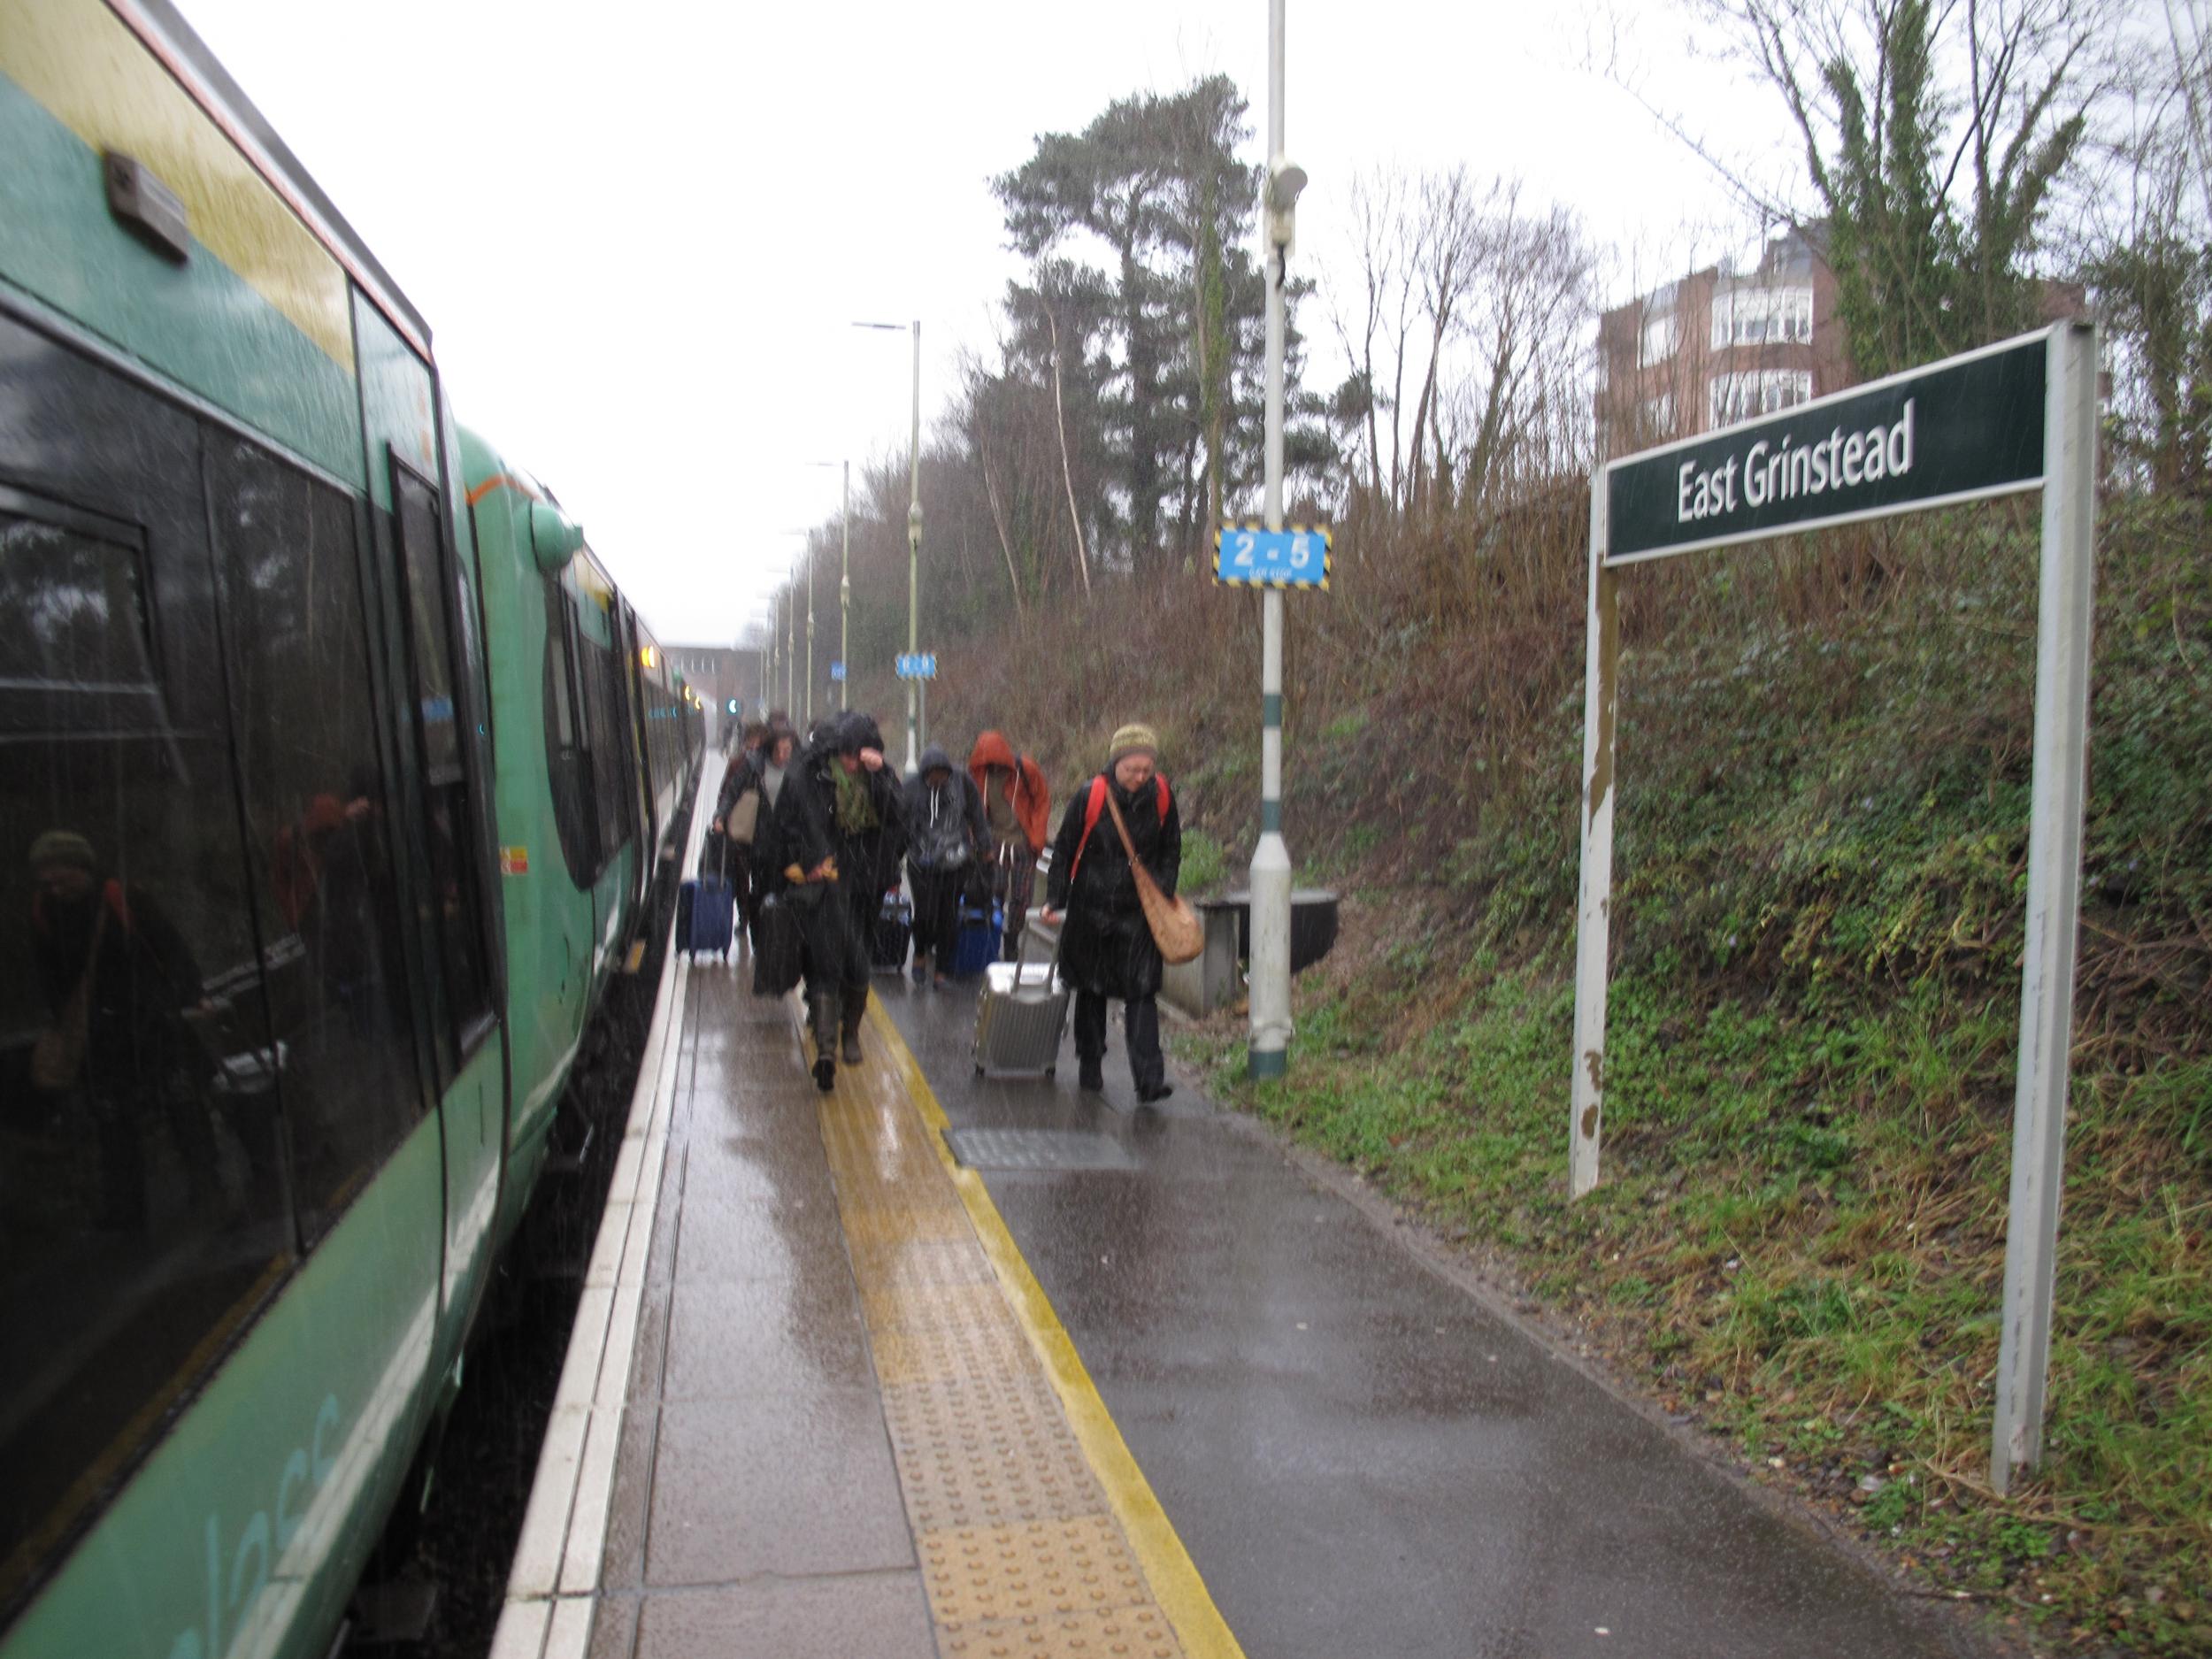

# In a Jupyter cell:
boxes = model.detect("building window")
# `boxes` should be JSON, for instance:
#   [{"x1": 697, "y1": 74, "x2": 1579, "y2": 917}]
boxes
[
  {"x1": 1640, "y1": 393, "x2": 1675, "y2": 437},
  {"x1": 1708, "y1": 370, "x2": 1814, "y2": 427},
  {"x1": 1710, "y1": 285, "x2": 1814, "y2": 350},
  {"x1": 1638, "y1": 308, "x2": 1678, "y2": 367}
]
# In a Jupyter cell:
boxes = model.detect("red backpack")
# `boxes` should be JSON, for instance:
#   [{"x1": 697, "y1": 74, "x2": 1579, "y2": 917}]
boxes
[{"x1": 1065, "y1": 774, "x2": 1170, "y2": 888}]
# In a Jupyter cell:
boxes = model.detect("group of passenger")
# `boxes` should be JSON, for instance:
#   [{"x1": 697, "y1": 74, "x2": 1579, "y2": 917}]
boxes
[{"x1": 708, "y1": 714, "x2": 1179, "y2": 1102}]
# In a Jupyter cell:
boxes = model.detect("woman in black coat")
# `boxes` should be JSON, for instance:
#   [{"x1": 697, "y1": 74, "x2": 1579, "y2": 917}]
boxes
[
  {"x1": 1041, "y1": 723, "x2": 1179, "y2": 1102},
  {"x1": 771, "y1": 711, "x2": 905, "y2": 1089}
]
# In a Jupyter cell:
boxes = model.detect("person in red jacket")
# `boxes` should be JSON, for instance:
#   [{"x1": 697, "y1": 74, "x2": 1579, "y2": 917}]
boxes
[{"x1": 967, "y1": 731, "x2": 1050, "y2": 962}]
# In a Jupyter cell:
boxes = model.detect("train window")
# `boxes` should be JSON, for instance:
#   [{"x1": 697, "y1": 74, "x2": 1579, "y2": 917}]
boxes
[
  {"x1": 390, "y1": 457, "x2": 494, "y2": 1072},
  {"x1": 577, "y1": 633, "x2": 631, "y2": 870},
  {"x1": 208, "y1": 436, "x2": 422, "y2": 1246},
  {"x1": 542, "y1": 578, "x2": 597, "y2": 883},
  {"x1": 0, "y1": 360, "x2": 287, "y2": 1618}
]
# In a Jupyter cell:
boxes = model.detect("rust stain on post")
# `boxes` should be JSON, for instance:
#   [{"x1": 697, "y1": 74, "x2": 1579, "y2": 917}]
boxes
[{"x1": 1585, "y1": 574, "x2": 1619, "y2": 819}]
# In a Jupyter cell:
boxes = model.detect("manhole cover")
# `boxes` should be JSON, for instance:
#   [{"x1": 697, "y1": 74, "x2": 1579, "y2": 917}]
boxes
[{"x1": 945, "y1": 1127, "x2": 1138, "y2": 1172}]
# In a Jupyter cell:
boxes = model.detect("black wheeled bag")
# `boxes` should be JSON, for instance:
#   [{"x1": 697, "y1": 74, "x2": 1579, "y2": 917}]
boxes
[
  {"x1": 872, "y1": 892, "x2": 914, "y2": 972},
  {"x1": 751, "y1": 894, "x2": 804, "y2": 996}
]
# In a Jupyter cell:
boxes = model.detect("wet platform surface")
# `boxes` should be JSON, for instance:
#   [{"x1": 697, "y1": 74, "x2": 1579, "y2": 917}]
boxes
[
  {"x1": 575, "y1": 967, "x2": 1217, "y2": 1659},
  {"x1": 879, "y1": 976, "x2": 1985, "y2": 1659},
  {"x1": 504, "y1": 918, "x2": 1988, "y2": 1659}
]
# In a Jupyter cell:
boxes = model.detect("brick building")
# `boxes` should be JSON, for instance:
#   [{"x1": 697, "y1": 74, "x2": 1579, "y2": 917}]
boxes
[{"x1": 1597, "y1": 224, "x2": 1855, "y2": 457}]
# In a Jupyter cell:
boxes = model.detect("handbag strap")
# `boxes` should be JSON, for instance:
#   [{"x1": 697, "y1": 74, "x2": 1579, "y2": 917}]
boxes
[{"x1": 1102, "y1": 788, "x2": 1142, "y2": 866}]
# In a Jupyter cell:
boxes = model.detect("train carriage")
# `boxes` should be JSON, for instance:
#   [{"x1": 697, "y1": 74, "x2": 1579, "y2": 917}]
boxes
[{"x1": 0, "y1": 5, "x2": 699, "y2": 1655}]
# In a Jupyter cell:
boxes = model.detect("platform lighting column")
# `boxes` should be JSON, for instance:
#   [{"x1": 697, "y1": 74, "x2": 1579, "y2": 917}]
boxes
[
  {"x1": 854, "y1": 319, "x2": 924, "y2": 773},
  {"x1": 1248, "y1": 0, "x2": 1298, "y2": 1080},
  {"x1": 804, "y1": 538, "x2": 817, "y2": 726},
  {"x1": 841, "y1": 460, "x2": 852, "y2": 711}
]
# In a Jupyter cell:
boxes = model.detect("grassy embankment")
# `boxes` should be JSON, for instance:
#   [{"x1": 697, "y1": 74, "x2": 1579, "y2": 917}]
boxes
[{"x1": 907, "y1": 488, "x2": 2210, "y2": 1656}]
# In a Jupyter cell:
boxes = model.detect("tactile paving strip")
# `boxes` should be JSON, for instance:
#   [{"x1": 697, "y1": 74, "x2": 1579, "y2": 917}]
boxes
[
  {"x1": 811, "y1": 1010, "x2": 1187, "y2": 1657},
  {"x1": 945, "y1": 1126, "x2": 1141, "y2": 1172},
  {"x1": 940, "y1": 1605, "x2": 1182, "y2": 1659}
]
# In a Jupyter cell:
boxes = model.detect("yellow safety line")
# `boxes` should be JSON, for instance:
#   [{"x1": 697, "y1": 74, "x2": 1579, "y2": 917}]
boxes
[{"x1": 865, "y1": 999, "x2": 1246, "y2": 1659}]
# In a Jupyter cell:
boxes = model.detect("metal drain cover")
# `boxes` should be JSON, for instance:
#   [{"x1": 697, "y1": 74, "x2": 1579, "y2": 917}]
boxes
[{"x1": 945, "y1": 1127, "x2": 1139, "y2": 1172}]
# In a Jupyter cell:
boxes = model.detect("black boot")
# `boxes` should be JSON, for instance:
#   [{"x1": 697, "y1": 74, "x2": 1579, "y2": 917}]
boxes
[{"x1": 809, "y1": 992, "x2": 839, "y2": 1091}]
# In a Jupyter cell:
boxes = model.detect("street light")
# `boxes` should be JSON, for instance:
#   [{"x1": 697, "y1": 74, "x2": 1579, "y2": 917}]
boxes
[
  {"x1": 774, "y1": 530, "x2": 817, "y2": 723},
  {"x1": 855, "y1": 319, "x2": 922, "y2": 772},
  {"x1": 800, "y1": 462, "x2": 849, "y2": 718}
]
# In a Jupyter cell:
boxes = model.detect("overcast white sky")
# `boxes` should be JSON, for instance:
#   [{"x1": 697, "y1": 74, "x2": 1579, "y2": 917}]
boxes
[{"x1": 176, "y1": 0, "x2": 1792, "y2": 648}]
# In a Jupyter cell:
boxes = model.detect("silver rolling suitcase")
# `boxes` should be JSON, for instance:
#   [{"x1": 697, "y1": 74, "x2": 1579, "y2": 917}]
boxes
[{"x1": 972, "y1": 958, "x2": 1070, "y2": 1078}]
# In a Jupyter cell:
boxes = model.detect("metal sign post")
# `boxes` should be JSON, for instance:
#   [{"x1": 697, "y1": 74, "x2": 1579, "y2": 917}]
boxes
[
  {"x1": 1992, "y1": 320, "x2": 2099, "y2": 1495},
  {"x1": 1570, "y1": 323, "x2": 2097, "y2": 1494},
  {"x1": 1246, "y1": 0, "x2": 1309, "y2": 1082}
]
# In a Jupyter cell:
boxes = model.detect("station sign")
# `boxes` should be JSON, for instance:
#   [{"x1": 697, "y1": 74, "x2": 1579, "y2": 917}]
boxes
[
  {"x1": 895, "y1": 653, "x2": 937, "y2": 680},
  {"x1": 1575, "y1": 324, "x2": 2099, "y2": 1496},
  {"x1": 1606, "y1": 334, "x2": 2047, "y2": 563},
  {"x1": 1215, "y1": 524, "x2": 1332, "y2": 589}
]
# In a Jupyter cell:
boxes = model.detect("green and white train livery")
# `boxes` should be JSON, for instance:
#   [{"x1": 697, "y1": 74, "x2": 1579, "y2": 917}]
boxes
[{"x1": 0, "y1": 4, "x2": 703, "y2": 1655}]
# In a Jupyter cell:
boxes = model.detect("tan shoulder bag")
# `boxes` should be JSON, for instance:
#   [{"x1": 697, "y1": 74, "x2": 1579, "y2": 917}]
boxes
[{"x1": 1103, "y1": 792, "x2": 1203, "y2": 965}]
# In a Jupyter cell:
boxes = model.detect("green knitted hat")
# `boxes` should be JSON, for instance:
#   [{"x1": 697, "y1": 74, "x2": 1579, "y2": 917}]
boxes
[{"x1": 1108, "y1": 723, "x2": 1158, "y2": 764}]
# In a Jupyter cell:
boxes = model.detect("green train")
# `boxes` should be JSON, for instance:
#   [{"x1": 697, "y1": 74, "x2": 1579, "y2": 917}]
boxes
[{"x1": 0, "y1": 4, "x2": 706, "y2": 1655}]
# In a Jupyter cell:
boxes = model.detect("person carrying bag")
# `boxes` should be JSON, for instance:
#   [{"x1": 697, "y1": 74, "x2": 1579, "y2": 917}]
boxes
[{"x1": 1040, "y1": 723, "x2": 1184, "y2": 1103}]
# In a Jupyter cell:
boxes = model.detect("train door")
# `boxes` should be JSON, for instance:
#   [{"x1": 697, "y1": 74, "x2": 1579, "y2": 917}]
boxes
[
  {"x1": 351, "y1": 296, "x2": 505, "y2": 1348},
  {"x1": 0, "y1": 310, "x2": 297, "y2": 1621},
  {"x1": 620, "y1": 604, "x2": 656, "y2": 907}
]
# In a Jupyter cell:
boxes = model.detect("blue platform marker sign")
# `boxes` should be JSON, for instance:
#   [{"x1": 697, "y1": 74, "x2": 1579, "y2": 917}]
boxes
[
  {"x1": 830, "y1": 661, "x2": 847, "y2": 682},
  {"x1": 895, "y1": 653, "x2": 939, "y2": 680},
  {"x1": 1215, "y1": 523, "x2": 1332, "y2": 590}
]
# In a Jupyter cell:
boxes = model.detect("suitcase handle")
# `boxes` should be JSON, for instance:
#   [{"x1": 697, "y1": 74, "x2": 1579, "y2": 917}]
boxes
[{"x1": 1011, "y1": 915, "x2": 1064, "y2": 992}]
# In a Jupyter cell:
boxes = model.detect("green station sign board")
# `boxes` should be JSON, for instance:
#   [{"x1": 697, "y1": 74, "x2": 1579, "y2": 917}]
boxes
[{"x1": 1607, "y1": 334, "x2": 2048, "y2": 563}]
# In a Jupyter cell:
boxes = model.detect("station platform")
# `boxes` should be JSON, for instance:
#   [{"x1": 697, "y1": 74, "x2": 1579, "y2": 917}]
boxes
[{"x1": 491, "y1": 934, "x2": 1987, "y2": 1659}]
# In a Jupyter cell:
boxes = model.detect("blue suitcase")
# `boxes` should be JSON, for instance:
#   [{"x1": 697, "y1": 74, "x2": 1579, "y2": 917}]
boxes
[
  {"x1": 950, "y1": 902, "x2": 1002, "y2": 978},
  {"x1": 680, "y1": 873, "x2": 734, "y2": 957}
]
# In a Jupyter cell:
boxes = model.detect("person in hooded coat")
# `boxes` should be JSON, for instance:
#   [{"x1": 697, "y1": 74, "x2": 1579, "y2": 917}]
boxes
[
  {"x1": 1041, "y1": 724, "x2": 1179, "y2": 1102},
  {"x1": 771, "y1": 710, "x2": 906, "y2": 1089},
  {"x1": 968, "y1": 731, "x2": 1049, "y2": 962},
  {"x1": 903, "y1": 742, "x2": 987, "y2": 987}
]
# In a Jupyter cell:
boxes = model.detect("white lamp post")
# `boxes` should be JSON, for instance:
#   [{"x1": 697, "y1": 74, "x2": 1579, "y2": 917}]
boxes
[{"x1": 855, "y1": 319, "x2": 923, "y2": 772}]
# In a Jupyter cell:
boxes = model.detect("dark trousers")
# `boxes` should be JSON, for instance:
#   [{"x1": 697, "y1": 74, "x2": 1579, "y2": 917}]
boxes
[
  {"x1": 726, "y1": 844, "x2": 755, "y2": 935},
  {"x1": 910, "y1": 867, "x2": 964, "y2": 967},
  {"x1": 992, "y1": 847, "x2": 1036, "y2": 959},
  {"x1": 1072, "y1": 991, "x2": 1164, "y2": 1094}
]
